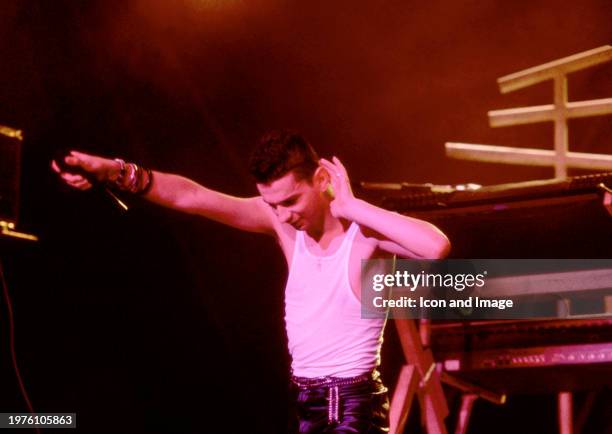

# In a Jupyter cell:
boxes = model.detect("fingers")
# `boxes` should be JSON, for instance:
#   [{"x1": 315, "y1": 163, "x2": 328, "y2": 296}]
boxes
[
  {"x1": 51, "y1": 151, "x2": 95, "y2": 191},
  {"x1": 65, "y1": 153, "x2": 91, "y2": 170},
  {"x1": 69, "y1": 150, "x2": 91, "y2": 159},
  {"x1": 65, "y1": 155, "x2": 79, "y2": 166},
  {"x1": 65, "y1": 151, "x2": 93, "y2": 169},
  {"x1": 60, "y1": 172, "x2": 85, "y2": 183},
  {"x1": 319, "y1": 158, "x2": 341, "y2": 177},
  {"x1": 319, "y1": 160, "x2": 341, "y2": 192},
  {"x1": 319, "y1": 157, "x2": 348, "y2": 181},
  {"x1": 71, "y1": 178, "x2": 92, "y2": 190},
  {"x1": 51, "y1": 160, "x2": 61, "y2": 173},
  {"x1": 52, "y1": 164, "x2": 92, "y2": 190},
  {"x1": 65, "y1": 175, "x2": 92, "y2": 190},
  {"x1": 50, "y1": 151, "x2": 83, "y2": 172},
  {"x1": 331, "y1": 156, "x2": 348, "y2": 177},
  {"x1": 61, "y1": 172, "x2": 92, "y2": 189}
]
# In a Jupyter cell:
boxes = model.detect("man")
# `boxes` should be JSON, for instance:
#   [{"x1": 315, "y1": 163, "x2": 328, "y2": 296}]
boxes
[{"x1": 52, "y1": 130, "x2": 450, "y2": 433}]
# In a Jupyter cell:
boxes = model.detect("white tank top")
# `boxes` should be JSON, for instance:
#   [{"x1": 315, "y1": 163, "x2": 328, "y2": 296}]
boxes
[{"x1": 285, "y1": 222, "x2": 387, "y2": 378}]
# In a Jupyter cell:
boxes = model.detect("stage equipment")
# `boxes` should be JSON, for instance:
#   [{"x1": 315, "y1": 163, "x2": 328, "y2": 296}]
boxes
[
  {"x1": 376, "y1": 46, "x2": 612, "y2": 434},
  {"x1": 371, "y1": 176, "x2": 612, "y2": 434},
  {"x1": 445, "y1": 45, "x2": 612, "y2": 178},
  {"x1": 0, "y1": 125, "x2": 37, "y2": 242}
]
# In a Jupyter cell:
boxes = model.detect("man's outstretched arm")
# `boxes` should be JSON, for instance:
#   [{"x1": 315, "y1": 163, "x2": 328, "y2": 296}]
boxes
[
  {"x1": 52, "y1": 151, "x2": 276, "y2": 235},
  {"x1": 320, "y1": 157, "x2": 451, "y2": 259}
]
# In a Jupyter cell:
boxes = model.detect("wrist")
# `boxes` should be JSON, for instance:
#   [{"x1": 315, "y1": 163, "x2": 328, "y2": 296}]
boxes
[
  {"x1": 106, "y1": 158, "x2": 154, "y2": 195},
  {"x1": 107, "y1": 159, "x2": 124, "y2": 183},
  {"x1": 342, "y1": 197, "x2": 364, "y2": 221}
]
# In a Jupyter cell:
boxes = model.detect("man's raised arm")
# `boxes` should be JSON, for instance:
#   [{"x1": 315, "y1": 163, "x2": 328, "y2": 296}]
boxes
[
  {"x1": 51, "y1": 151, "x2": 276, "y2": 235},
  {"x1": 320, "y1": 156, "x2": 451, "y2": 259}
]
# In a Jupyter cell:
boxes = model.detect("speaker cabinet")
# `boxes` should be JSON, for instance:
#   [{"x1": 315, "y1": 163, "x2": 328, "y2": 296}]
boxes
[{"x1": 0, "y1": 125, "x2": 22, "y2": 224}]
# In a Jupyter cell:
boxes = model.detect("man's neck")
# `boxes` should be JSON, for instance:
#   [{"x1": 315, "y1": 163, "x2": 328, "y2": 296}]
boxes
[{"x1": 306, "y1": 213, "x2": 349, "y2": 244}]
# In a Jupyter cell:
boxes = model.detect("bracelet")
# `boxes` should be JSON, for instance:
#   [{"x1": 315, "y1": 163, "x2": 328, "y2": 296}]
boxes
[
  {"x1": 113, "y1": 158, "x2": 126, "y2": 185},
  {"x1": 127, "y1": 163, "x2": 138, "y2": 193},
  {"x1": 132, "y1": 164, "x2": 143, "y2": 193},
  {"x1": 109, "y1": 158, "x2": 153, "y2": 195},
  {"x1": 137, "y1": 168, "x2": 154, "y2": 195}
]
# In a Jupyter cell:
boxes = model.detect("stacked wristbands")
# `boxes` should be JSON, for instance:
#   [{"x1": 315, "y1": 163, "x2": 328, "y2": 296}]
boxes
[{"x1": 112, "y1": 158, "x2": 154, "y2": 194}]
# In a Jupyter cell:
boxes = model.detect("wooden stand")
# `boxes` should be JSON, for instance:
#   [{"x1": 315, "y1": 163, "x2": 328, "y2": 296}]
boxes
[
  {"x1": 389, "y1": 318, "x2": 449, "y2": 434},
  {"x1": 446, "y1": 45, "x2": 612, "y2": 178},
  {"x1": 389, "y1": 318, "x2": 506, "y2": 434}
]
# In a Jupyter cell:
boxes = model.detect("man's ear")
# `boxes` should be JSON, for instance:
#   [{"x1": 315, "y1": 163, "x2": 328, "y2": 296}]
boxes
[{"x1": 313, "y1": 166, "x2": 331, "y2": 192}]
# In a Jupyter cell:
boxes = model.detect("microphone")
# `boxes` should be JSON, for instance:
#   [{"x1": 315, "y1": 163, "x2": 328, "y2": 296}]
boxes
[
  {"x1": 53, "y1": 148, "x2": 97, "y2": 181},
  {"x1": 53, "y1": 149, "x2": 128, "y2": 211}
]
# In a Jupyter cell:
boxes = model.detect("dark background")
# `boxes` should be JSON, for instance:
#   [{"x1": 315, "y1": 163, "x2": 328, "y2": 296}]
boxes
[{"x1": 0, "y1": 0, "x2": 611, "y2": 433}]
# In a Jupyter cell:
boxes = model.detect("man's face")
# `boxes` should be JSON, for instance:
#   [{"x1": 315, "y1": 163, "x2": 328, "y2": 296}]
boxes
[{"x1": 257, "y1": 170, "x2": 326, "y2": 231}]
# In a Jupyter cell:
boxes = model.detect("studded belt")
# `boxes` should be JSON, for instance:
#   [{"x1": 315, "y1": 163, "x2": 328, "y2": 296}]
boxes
[{"x1": 291, "y1": 371, "x2": 376, "y2": 423}]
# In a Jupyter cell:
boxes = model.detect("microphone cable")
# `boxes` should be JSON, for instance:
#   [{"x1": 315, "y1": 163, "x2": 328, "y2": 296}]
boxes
[{"x1": 0, "y1": 259, "x2": 42, "y2": 434}]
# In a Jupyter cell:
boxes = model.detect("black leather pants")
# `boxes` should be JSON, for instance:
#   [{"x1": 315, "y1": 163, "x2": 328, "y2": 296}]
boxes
[{"x1": 292, "y1": 375, "x2": 389, "y2": 433}]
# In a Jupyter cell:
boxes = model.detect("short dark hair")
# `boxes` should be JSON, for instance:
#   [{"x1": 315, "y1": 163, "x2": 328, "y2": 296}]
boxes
[{"x1": 248, "y1": 130, "x2": 319, "y2": 183}]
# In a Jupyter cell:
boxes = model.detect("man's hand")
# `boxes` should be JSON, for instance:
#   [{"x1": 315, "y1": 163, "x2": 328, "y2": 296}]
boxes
[
  {"x1": 319, "y1": 156, "x2": 357, "y2": 220},
  {"x1": 320, "y1": 156, "x2": 450, "y2": 258},
  {"x1": 51, "y1": 151, "x2": 119, "y2": 190}
]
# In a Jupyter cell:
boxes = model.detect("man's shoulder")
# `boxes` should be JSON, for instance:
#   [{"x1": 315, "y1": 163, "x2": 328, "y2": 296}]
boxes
[
  {"x1": 354, "y1": 224, "x2": 381, "y2": 245},
  {"x1": 272, "y1": 220, "x2": 298, "y2": 257},
  {"x1": 275, "y1": 222, "x2": 298, "y2": 240}
]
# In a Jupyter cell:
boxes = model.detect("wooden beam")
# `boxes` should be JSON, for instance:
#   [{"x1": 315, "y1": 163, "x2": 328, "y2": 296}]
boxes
[
  {"x1": 497, "y1": 45, "x2": 612, "y2": 93},
  {"x1": 558, "y1": 392, "x2": 574, "y2": 434},
  {"x1": 553, "y1": 76, "x2": 569, "y2": 178},
  {"x1": 389, "y1": 365, "x2": 419, "y2": 434},
  {"x1": 567, "y1": 98, "x2": 612, "y2": 118},
  {"x1": 489, "y1": 104, "x2": 557, "y2": 126},
  {"x1": 440, "y1": 372, "x2": 506, "y2": 405},
  {"x1": 445, "y1": 142, "x2": 612, "y2": 171},
  {"x1": 488, "y1": 98, "x2": 612, "y2": 127}
]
